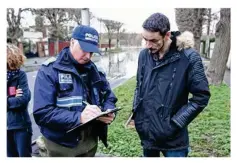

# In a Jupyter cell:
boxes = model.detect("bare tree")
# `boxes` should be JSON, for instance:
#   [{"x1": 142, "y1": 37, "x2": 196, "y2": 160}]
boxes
[
  {"x1": 99, "y1": 18, "x2": 118, "y2": 49},
  {"x1": 99, "y1": 18, "x2": 120, "y2": 76},
  {"x1": 114, "y1": 21, "x2": 124, "y2": 48},
  {"x1": 175, "y1": 8, "x2": 207, "y2": 53},
  {"x1": 7, "y1": 8, "x2": 29, "y2": 44},
  {"x1": 67, "y1": 8, "x2": 94, "y2": 25},
  {"x1": 206, "y1": 8, "x2": 230, "y2": 85},
  {"x1": 35, "y1": 15, "x2": 44, "y2": 32},
  {"x1": 32, "y1": 8, "x2": 69, "y2": 55},
  {"x1": 67, "y1": 8, "x2": 82, "y2": 25}
]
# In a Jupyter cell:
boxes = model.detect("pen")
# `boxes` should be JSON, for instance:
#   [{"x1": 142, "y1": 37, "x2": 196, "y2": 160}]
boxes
[
  {"x1": 82, "y1": 101, "x2": 90, "y2": 106},
  {"x1": 83, "y1": 100, "x2": 105, "y2": 112}
]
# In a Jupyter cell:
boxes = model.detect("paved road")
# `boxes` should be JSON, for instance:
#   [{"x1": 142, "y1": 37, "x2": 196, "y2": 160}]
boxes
[{"x1": 26, "y1": 71, "x2": 38, "y2": 114}]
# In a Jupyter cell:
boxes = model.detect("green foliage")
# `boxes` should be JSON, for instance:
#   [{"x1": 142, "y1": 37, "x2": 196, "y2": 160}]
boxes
[
  {"x1": 188, "y1": 84, "x2": 230, "y2": 157},
  {"x1": 98, "y1": 78, "x2": 230, "y2": 157},
  {"x1": 97, "y1": 77, "x2": 142, "y2": 156}
]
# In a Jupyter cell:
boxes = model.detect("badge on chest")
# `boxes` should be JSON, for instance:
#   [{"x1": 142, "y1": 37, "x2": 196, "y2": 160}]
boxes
[{"x1": 59, "y1": 73, "x2": 72, "y2": 84}]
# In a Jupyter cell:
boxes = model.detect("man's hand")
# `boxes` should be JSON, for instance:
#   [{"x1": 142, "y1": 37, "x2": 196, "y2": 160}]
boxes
[
  {"x1": 97, "y1": 109, "x2": 115, "y2": 124},
  {"x1": 80, "y1": 105, "x2": 102, "y2": 124}
]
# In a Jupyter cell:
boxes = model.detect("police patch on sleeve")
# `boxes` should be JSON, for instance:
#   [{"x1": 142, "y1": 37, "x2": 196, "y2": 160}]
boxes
[{"x1": 59, "y1": 73, "x2": 72, "y2": 83}]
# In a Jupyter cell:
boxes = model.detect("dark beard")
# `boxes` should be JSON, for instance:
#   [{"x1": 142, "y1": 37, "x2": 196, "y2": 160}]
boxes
[{"x1": 149, "y1": 39, "x2": 165, "y2": 59}]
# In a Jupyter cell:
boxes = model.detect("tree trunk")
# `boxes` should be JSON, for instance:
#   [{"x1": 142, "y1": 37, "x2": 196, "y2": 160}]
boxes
[
  {"x1": 175, "y1": 8, "x2": 205, "y2": 53},
  {"x1": 194, "y1": 37, "x2": 201, "y2": 53},
  {"x1": 193, "y1": 9, "x2": 205, "y2": 53},
  {"x1": 205, "y1": 8, "x2": 212, "y2": 58},
  {"x1": 108, "y1": 38, "x2": 111, "y2": 49},
  {"x1": 206, "y1": 8, "x2": 230, "y2": 85},
  {"x1": 108, "y1": 54, "x2": 112, "y2": 75},
  {"x1": 54, "y1": 37, "x2": 59, "y2": 55},
  {"x1": 116, "y1": 38, "x2": 119, "y2": 48},
  {"x1": 207, "y1": 8, "x2": 212, "y2": 35},
  {"x1": 116, "y1": 30, "x2": 119, "y2": 48},
  {"x1": 117, "y1": 53, "x2": 119, "y2": 71}
]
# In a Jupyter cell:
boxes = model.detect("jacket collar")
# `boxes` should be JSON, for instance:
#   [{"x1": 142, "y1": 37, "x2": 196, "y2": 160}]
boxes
[
  {"x1": 154, "y1": 51, "x2": 180, "y2": 69},
  {"x1": 148, "y1": 47, "x2": 181, "y2": 70},
  {"x1": 7, "y1": 70, "x2": 20, "y2": 82},
  {"x1": 53, "y1": 47, "x2": 102, "y2": 85},
  {"x1": 147, "y1": 30, "x2": 195, "y2": 69}
]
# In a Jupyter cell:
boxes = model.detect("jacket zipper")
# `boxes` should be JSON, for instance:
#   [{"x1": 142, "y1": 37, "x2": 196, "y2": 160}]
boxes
[
  {"x1": 164, "y1": 68, "x2": 177, "y2": 107},
  {"x1": 157, "y1": 68, "x2": 176, "y2": 118}
]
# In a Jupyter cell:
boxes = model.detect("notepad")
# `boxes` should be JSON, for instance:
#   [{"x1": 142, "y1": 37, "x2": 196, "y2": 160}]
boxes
[{"x1": 66, "y1": 108, "x2": 122, "y2": 133}]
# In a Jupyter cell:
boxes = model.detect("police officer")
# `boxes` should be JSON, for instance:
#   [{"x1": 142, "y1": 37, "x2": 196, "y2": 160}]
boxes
[{"x1": 33, "y1": 25, "x2": 118, "y2": 157}]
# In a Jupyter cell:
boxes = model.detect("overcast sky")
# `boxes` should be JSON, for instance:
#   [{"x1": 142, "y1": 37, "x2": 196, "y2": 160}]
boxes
[
  {"x1": 90, "y1": 8, "x2": 178, "y2": 33},
  {"x1": 21, "y1": 8, "x2": 178, "y2": 33}
]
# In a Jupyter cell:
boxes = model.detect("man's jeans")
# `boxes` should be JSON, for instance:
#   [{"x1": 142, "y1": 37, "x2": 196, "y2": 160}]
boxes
[{"x1": 143, "y1": 148, "x2": 189, "y2": 157}]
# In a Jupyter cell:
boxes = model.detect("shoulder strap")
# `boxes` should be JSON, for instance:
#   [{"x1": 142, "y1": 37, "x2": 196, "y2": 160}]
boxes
[{"x1": 42, "y1": 57, "x2": 56, "y2": 66}]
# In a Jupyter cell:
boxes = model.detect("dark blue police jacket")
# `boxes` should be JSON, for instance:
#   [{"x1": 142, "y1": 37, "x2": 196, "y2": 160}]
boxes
[{"x1": 33, "y1": 47, "x2": 117, "y2": 148}]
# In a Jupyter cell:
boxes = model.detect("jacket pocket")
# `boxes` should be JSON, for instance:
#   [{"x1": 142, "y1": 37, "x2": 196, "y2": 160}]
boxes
[
  {"x1": 134, "y1": 118, "x2": 147, "y2": 141},
  {"x1": 148, "y1": 106, "x2": 167, "y2": 142},
  {"x1": 162, "y1": 115, "x2": 181, "y2": 140},
  {"x1": 58, "y1": 83, "x2": 73, "y2": 97},
  {"x1": 134, "y1": 104, "x2": 148, "y2": 140}
]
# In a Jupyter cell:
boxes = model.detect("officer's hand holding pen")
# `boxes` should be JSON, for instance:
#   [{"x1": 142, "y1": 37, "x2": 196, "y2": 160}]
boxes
[
  {"x1": 80, "y1": 101, "x2": 102, "y2": 124},
  {"x1": 82, "y1": 101, "x2": 115, "y2": 124}
]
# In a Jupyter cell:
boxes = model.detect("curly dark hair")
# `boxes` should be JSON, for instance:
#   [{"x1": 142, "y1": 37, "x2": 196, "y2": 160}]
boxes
[{"x1": 142, "y1": 12, "x2": 170, "y2": 36}]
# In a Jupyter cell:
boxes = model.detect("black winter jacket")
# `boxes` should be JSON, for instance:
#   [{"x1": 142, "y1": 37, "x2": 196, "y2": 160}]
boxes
[{"x1": 133, "y1": 31, "x2": 211, "y2": 150}]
